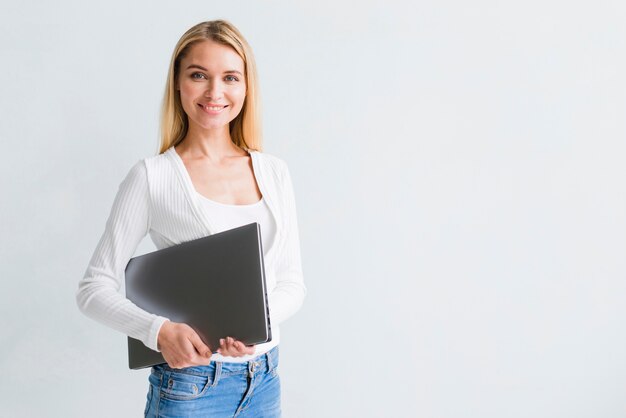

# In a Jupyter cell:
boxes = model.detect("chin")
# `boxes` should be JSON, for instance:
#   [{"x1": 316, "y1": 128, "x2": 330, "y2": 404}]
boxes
[{"x1": 195, "y1": 120, "x2": 231, "y2": 131}]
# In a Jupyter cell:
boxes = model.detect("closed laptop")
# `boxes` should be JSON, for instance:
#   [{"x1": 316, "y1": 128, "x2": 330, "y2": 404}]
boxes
[{"x1": 124, "y1": 222, "x2": 272, "y2": 369}]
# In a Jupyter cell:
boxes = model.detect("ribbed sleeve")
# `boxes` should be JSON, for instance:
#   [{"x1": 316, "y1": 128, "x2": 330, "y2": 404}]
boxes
[
  {"x1": 267, "y1": 161, "x2": 307, "y2": 325},
  {"x1": 75, "y1": 160, "x2": 169, "y2": 351}
]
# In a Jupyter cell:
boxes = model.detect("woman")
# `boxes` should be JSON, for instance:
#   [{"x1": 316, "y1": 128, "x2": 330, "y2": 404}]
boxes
[{"x1": 76, "y1": 19, "x2": 306, "y2": 417}]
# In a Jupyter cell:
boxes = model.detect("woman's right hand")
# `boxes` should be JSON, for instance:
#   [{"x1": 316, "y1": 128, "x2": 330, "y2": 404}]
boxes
[{"x1": 157, "y1": 320, "x2": 213, "y2": 369}]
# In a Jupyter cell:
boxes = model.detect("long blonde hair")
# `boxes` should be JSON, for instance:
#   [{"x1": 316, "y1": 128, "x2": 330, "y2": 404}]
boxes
[{"x1": 158, "y1": 20, "x2": 263, "y2": 154}]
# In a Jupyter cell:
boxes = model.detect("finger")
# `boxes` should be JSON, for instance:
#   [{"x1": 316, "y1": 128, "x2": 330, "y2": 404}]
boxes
[
  {"x1": 238, "y1": 342, "x2": 255, "y2": 355},
  {"x1": 217, "y1": 337, "x2": 254, "y2": 357},
  {"x1": 188, "y1": 331, "x2": 212, "y2": 358},
  {"x1": 224, "y1": 337, "x2": 243, "y2": 356},
  {"x1": 217, "y1": 338, "x2": 232, "y2": 355},
  {"x1": 231, "y1": 340, "x2": 254, "y2": 355},
  {"x1": 226, "y1": 337, "x2": 236, "y2": 352},
  {"x1": 217, "y1": 338, "x2": 227, "y2": 354},
  {"x1": 226, "y1": 337, "x2": 237, "y2": 356}
]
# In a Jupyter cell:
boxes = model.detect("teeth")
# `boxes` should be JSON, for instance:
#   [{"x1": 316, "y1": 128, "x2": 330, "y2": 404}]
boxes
[{"x1": 204, "y1": 105, "x2": 225, "y2": 111}]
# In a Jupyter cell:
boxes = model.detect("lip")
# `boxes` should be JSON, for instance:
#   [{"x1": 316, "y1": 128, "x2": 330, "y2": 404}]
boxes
[{"x1": 198, "y1": 103, "x2": 228, "y2": 115}]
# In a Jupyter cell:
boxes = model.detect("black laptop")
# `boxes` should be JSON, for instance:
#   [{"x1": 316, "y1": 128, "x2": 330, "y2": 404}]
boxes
[{"x1": 124, "y1": 222, "x2": 272, "y2": 369}]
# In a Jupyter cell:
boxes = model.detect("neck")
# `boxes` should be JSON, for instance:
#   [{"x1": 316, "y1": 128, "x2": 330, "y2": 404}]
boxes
[{"x1": 177, "y1": 123, "x2": 246, "y2": 161}]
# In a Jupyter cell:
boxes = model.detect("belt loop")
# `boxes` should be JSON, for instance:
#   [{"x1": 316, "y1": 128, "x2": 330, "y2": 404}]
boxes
[
  {"x1": 265, "y1": 349, "x2": 274, "y2": 372},
  {"x1": 212, "y1": 361, "x2": 222, "y2": 387},
  {"x1": 163, "y1": 370, "x2": 172, "y2": 389}
]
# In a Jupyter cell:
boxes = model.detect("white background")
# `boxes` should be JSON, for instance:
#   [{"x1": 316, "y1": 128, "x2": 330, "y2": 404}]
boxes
[{"x1": 1, "y1": 1, "x2": 625, "y2": 417}]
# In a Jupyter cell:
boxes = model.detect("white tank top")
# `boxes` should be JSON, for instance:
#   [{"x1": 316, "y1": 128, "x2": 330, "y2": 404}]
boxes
[
  {"x1": 196, "y1": 192, "x2": 276, "y2": 255},
  {"x1": 195, "y1": 192, "x2": 278, "y2": 362}
]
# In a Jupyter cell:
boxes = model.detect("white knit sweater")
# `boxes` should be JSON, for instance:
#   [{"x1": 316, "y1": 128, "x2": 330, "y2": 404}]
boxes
[{"x1": 76, "y1": 146, "x2": 306, "y2": 355}]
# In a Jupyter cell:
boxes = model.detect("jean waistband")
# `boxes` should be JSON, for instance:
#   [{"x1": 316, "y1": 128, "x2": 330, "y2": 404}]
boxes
[{"x1": 154, "y1": 345, "x2": 279, "y2": 377}]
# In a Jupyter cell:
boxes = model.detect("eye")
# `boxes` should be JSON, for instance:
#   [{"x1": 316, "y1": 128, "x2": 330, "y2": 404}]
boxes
[
  {"x1": 225, "y1": 75, "x2": 239, "y2": 82},
  {"x1": 191, "y1": 72, "x2": 206, "y2": 80}
]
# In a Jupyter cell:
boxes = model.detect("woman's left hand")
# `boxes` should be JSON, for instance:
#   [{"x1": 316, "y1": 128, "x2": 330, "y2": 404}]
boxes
[{"x1": 217, "y1": 336, "x2": 255, "y2": 357}]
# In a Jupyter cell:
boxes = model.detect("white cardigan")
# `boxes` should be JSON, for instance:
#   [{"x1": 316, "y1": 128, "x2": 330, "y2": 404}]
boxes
[{"x1": 76, "y1": 146, "x2": 306, "y2": 353}]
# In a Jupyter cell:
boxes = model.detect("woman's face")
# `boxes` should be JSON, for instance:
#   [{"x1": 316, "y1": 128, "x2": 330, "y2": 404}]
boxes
[{"x1": 176, "y1": 39, "x2": 247, "y2": 134}]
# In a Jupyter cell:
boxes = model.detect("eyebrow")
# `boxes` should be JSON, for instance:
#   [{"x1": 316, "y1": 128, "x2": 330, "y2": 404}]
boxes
[{"x1": 185, "y1": 64, "x2": 243, "y2": 76}]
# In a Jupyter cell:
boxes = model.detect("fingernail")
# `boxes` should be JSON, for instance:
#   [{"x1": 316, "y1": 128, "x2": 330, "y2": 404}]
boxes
[{"x1": 220, "y1": 338, "x2": 224, "y2": 345}]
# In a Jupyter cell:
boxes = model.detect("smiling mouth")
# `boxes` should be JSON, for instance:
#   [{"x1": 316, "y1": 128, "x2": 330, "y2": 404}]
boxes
[{"x1": 198, "y1": 104, "x2": 228, "y2": 111}]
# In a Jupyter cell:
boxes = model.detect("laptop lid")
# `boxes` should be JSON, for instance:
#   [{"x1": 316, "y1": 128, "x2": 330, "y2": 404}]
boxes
[{"x1": 124, "y1": 222, "x2": 272, "y2": 369}]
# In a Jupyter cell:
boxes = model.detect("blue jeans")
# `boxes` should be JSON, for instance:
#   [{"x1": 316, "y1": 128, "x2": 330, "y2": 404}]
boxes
[{"x1": 144, "y1": 346, "x2": 281, "y2": 417}]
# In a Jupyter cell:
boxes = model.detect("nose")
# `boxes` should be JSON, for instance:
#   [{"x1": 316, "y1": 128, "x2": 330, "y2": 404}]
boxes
[{"x1": 204, "y1": 78, "x2": 224, "y2": 100}]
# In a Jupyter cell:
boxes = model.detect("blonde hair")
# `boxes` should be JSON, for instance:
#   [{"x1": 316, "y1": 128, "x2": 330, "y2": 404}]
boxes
[{"x1": 158, "y1": 20, "x2": 263, "y2": 154}]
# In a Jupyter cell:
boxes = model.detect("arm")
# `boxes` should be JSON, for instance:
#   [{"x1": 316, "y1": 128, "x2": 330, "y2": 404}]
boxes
[
  {"x1": 76, "y1": 160, "x2": 249, "y2": 365},
  {"x1": 267, "y1": 161, "x2": 307, "y2": 325},
  {"x1": 75, "y1": 160, "x2": 169, "y2": 352}
]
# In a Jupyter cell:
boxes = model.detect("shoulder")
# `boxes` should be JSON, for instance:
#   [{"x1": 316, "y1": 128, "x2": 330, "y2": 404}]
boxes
[
  {"x1": 123, "y1": 158, "x2": 148, "y2": 183},
  {"x1": 140, "y1": 148, "x2": 175, "y2": 178},
  {"x1": 120, "y1": 150, "x2": 172, "y2": 189},
  {"x1": 143, "y1": 148, "x2": 171, "y2": 167},
  {"x1": 251, "y1": 150, "x2": 290, "y2": 179}
]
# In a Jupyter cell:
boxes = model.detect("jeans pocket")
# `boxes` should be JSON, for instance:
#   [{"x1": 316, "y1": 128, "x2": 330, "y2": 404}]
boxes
[{"x1": 161, "y1": 371, "x2": 213, "y2": 401}]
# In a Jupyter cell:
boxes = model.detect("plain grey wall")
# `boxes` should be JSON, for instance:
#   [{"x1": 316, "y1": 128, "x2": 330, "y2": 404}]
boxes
[{"x1": 1, "y1": 1, "x2": 625, "y2": 417}]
